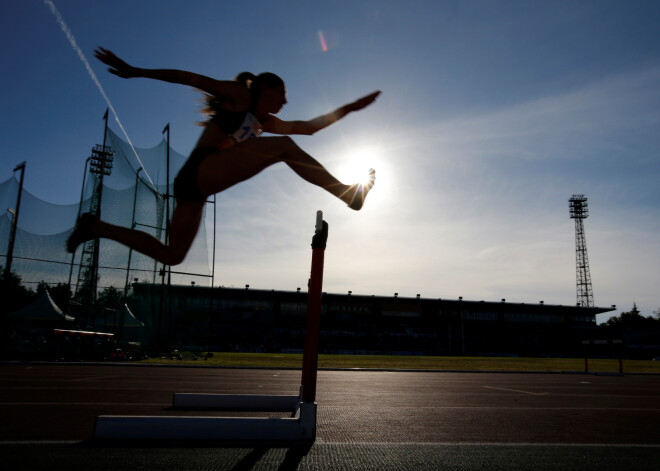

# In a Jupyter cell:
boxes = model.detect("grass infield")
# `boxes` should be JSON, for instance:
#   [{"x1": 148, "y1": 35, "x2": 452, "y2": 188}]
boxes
[{"x1": 143, "y1": 352, "x2": 660, "y2": 374}]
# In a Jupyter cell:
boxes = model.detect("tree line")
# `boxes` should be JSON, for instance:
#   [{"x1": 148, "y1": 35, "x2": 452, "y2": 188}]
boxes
[
  {"x1": 0, "y1": 267, "x2": 125, "y2": 315},
  {"x1": 599, "y1": 303, "x2": 660, "y2": 333}
]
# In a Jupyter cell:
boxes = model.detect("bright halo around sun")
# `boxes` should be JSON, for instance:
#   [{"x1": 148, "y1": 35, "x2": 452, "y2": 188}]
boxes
[
  {"x1": 336, "y1": 146, "x2": 377, "y2": 184},
  {"x1": 336, "y1": 144, "x2": 389, "y2": 203}
]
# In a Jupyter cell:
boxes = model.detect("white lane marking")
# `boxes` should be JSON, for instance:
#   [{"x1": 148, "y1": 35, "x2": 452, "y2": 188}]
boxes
[
  {"x1": 2, "y1": 440, "x2": 659, "y2": 448},
  {"x1": 483, "y1": 386, "x2": 548, "y2": 396},
  {"x1": 0, "y1": 402, "x2": 171, "y2": 406},
  {"x1": 319, "y1": 405, "x2": 660, "y2": 411},
  {"x1": 314, "y1": 441, "x2": 660, "y2": 448},
  {"x1": 0, "y1": 440, "x2": 81, "y2": 445}
]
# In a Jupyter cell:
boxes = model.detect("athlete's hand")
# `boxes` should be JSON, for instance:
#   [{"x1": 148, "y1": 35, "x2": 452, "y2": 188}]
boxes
[
  {"x1": 347, "y1": 91, "x2": 381, "y2": 113},
  {"x1": 94, "y1": 47, "x2": 137, "y2": 79}
]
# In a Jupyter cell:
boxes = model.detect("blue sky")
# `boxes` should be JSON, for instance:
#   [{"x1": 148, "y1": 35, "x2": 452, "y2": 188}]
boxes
[{"x1": 1, "y1": 0, "x2": 659, "y2": 322}]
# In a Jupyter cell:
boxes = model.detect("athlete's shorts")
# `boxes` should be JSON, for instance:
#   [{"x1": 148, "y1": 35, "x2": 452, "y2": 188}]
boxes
[{"x1": 173, "y1": 147, "x2": 216, "y2": 202}]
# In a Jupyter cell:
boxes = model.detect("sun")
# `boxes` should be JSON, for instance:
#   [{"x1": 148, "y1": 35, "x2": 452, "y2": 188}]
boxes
[
  {"x1": 336, "y1": 145, "x2": 381, "y2": 188},
  {"x1": 333, "y1": 143, "x2": 394, "y2": 210}
]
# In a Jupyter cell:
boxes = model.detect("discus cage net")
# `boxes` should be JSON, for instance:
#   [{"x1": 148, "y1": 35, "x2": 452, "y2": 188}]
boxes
[{"x1": 0, "y1": 121, "x2": 214, "y2": 349}]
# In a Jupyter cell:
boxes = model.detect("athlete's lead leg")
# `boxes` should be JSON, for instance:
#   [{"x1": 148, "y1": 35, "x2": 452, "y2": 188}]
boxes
[{"x1": 197, "y1": 136, "x2": 375, "y2": 209}]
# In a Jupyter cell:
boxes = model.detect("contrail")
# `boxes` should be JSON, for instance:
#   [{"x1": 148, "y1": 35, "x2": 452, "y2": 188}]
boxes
[{"x1": 44, "y1": 0, "x2": 158, "y2": 193}]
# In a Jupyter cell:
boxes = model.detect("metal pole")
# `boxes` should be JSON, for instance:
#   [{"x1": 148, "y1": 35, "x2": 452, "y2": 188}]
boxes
[
  {"x1": 89, "y1": 110, "x2": 109, "y2": 328},
  {"x1": 212, "y1": 194, "x2": 216, "y2": 287},
  {"x1": 301, "y1": 211, "x2": 328, "y2": 403},
  {"x1": 207, "y1": 194, "x2": 217, "y2": 357},
  {"x1": 162, "y1": 124, "x2": 172, "y2": 353},
  {"x1": 124, "y1": 168, "x2": 143, "y2": 301},
  {"x1": 162, "y1": 124, "x2": 171, "y2": 244},
  {"x1": 4, "y1": 162, "x2": 26, "y2": 280},
  {"x1": 119, "y1": 168, "x2": 144, "y2": 344},
  {"x1": 68, "y1": 157, "x2": 91, "y2": 293}
]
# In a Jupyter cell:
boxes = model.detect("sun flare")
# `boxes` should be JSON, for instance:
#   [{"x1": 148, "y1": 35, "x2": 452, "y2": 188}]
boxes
[
  {"x1": 337, "y1": 145, "x2": 380, "y2": 186},
  {"x1": 333, "y1": 144, "x2": 395, "y2": 210}
]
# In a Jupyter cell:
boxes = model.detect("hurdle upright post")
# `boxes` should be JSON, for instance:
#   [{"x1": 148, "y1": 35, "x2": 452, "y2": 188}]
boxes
[{"x1": 301, "y1": 210, "x2": 328, "y2": 403}]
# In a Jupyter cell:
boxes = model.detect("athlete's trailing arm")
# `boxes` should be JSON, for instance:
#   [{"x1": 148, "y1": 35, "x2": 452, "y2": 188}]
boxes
[{"x1": 94, "y1": 47, "x2": 248, "y2": 106}]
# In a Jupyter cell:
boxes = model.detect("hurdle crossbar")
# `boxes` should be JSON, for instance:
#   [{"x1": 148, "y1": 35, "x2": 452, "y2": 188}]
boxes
[{"x1": 94, "y1": 211, "x2": 328, "y2": 443}]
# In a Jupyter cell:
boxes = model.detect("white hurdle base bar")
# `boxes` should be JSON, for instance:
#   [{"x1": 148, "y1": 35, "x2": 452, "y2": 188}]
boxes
[
  {"x1": 94, "y1": 400, "x2": 317, "y2": 441},
  {"x1": 172, "y1": 392, "x2": 301, "y2": 411},
  {"x1": 94, "y1": 364, "x2": 317, "y2": 443}
]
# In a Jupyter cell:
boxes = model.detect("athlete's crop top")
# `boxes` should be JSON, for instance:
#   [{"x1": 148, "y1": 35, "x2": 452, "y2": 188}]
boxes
[{"x1": 210, "y1": 105, "x2": 262, "y2": 143}]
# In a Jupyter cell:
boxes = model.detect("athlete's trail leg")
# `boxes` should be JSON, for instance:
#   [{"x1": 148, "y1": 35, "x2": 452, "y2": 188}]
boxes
[{"x1": 68, "y1": 200, "x2": 204, "y2": 265}]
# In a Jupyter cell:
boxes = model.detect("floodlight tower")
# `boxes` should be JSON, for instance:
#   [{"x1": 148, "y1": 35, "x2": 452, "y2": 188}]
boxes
[
  {"x1": 74, "y1": 110, "x2": 114, "y2": 326},
  {"x1": 569, "y1": 194, "x2": 594, "y2": 307}
]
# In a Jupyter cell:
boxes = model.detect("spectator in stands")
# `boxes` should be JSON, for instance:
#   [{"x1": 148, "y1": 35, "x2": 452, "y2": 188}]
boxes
[{"x1": 67, "y1": 48, "x2": 379, "y2": 265}]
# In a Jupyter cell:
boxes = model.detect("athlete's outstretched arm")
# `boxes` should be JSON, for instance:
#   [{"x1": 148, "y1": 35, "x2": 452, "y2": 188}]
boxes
[
  {"x1": 262, "y1": 90, "x2": 381, "y2": 136},
  {"x1": 94, "y1": 47, "x2": 245, "y2": 100}
]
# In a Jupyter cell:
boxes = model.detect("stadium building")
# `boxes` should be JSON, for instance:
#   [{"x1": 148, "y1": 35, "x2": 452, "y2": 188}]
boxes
[{"x1": 129, "y1": 283, "x2": 615, "y2": 357}]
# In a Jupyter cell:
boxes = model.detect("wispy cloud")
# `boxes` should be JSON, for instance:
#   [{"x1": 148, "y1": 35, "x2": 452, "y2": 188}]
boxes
[{"x1": 423, "y1": 64, "x2": 660, "y2": 165}]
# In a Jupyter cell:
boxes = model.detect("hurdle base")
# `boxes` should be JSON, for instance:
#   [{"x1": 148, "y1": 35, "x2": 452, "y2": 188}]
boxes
[
  {"x1": 94, "y1": 390, "x2": 317, "y2": 442},
  {"x1": 172, "y1": 392, "x2": 302, "y2": 412}
]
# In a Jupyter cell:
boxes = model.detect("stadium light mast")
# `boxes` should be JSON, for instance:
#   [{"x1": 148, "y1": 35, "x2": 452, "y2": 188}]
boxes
[
  {"x1": 74, "y1": 109, "x2": 114, "y2": 327},
  {"x1": 569, "y1": 194, "x2": 594, "y2": 307}
]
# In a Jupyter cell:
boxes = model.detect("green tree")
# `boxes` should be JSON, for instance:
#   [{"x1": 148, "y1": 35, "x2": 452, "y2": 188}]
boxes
[
  {"x1": 604, "y1": 303, "x2": 660, "y2": 330},
  {"x1": 0, "y1": 267, "x2": 35, "y2": 314},
  {"x1": 96, "y1": 286, "x2": 123, "y2": 310}
]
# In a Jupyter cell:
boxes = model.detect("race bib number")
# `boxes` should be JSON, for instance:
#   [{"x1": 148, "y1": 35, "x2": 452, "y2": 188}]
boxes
[{"x1": 231, "y1": 113, "x2": 262, "y2": 142}]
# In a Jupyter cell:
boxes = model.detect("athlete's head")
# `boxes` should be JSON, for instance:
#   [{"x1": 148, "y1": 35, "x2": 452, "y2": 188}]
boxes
[
  {"x1": 236, "y1": 72, "x2": 287, "y2": 113},
  {"x1": 235, "y1": 72, "x2": 283, "y2": 91}
]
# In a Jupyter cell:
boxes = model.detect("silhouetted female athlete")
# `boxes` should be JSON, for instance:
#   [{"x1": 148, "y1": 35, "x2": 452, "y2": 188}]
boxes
[{"x1": 67, "y1": 48, "x2": 379, "y2": 265}]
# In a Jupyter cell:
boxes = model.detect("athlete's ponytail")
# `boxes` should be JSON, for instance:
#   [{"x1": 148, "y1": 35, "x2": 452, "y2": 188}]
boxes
[
  {"x1": 235, "y1": 71, "x2": 284, "y2": 100},
  {"x1": 234, "y1": 72, "x2": 256, "y2": 88},
  {"x1": 199, "y1": 71, "x2": 284, "y2": 122}
]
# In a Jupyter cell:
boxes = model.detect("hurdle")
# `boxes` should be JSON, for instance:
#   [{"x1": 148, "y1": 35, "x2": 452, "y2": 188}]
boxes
[{"x1": 94, "y1": 211, "x2": 329, "y2": 442}]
